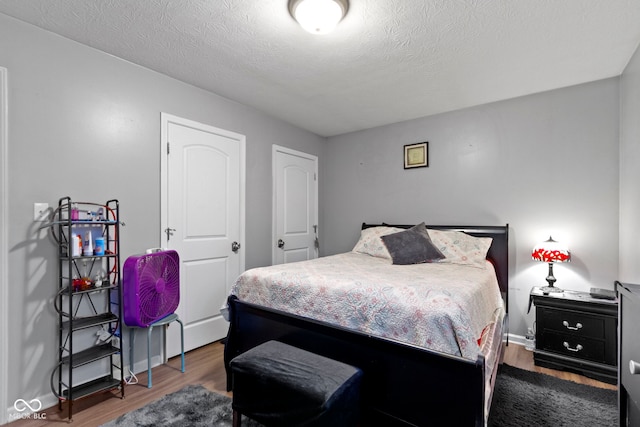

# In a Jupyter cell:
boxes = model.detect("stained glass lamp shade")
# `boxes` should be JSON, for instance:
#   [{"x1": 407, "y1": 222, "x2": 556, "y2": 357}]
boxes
[{"x1": 532, "y1": 236, "x2": 571, "y2": 293}]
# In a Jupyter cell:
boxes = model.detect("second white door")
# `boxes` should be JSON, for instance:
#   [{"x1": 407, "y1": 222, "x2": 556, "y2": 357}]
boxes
[{"x1": 273, "y1": 145, "x2": 318, "y2": 265}]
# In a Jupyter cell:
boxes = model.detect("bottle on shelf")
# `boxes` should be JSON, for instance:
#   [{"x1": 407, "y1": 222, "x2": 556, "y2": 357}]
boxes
[
  {"x1": 94, "y1": 237, "x2": 105, "y2": 256},
  {"x1": 71, "y1": 203, "x2": 79, "y2": 221},
  {"x1": 71, "y1": 234, "x2": 82, "y2": 257},
  {"x1": 83, "y1": 231, "x2": 93, "y2": 256}
]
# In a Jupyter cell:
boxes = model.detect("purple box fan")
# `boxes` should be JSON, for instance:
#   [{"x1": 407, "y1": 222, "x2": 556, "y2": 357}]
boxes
[{"x1": 122, "y1": 250, "x2": 180, "y2": 328}]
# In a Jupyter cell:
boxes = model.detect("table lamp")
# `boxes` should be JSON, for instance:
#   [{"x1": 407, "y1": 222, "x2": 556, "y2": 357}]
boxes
[{"x1": 532, "y1": 236, "x2": 571, "y2": 293}]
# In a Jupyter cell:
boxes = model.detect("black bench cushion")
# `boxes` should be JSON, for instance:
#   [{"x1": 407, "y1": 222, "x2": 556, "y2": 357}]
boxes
[{"x1": 230, "y1": 340, "x2": 362, "y2": 426}]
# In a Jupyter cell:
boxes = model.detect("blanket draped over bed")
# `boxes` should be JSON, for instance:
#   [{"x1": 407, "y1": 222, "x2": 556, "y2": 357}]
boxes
[{"x1": 230, "y1": 252, "x2": 504, "y2": 360}]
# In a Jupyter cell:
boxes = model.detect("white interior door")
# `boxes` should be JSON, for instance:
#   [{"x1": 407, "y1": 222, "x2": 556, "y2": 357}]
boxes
[
  {"x1": 161, "y1": 113, "x2": 245, "y2": 357},
  {"x1": 273, "y1": 145, "x2": 318, "y2": 265}
]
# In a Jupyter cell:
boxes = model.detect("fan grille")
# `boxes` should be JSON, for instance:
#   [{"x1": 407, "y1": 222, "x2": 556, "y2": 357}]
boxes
[{"x1": 123, "y1": 250, "x2": 180, "y2": 328}]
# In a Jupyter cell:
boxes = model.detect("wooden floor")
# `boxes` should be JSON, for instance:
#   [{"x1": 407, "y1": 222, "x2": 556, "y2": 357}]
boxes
[{"x1": 11, "y1": 341, "x2": 616, "y2": 426}]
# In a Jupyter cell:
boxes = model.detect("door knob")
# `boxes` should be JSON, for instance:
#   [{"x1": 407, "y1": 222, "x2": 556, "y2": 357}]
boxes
[
  {"x1": 277, "y1": 239, "x2": 285, "y2": 249},
  {"x1": 231, "y1": 241, "x2": 241, "y2": 253},
  {"x1": 630, "y1": 360, "x2": 640, "y2": 375},
  {"x1": 165, "y1": 228, "x2": 176, "y2": 241}
]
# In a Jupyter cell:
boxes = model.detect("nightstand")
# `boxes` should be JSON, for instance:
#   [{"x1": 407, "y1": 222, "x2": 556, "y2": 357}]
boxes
[{"x1": 529, "y1": 286, "x2": 618, "y2": 384}]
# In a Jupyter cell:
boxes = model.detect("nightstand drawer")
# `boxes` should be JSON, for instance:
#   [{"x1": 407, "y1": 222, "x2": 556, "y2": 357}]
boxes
[
  {"x1": 538, "y1": 307, "x2": 605, "y2": 339},
  {"x1": 540, "y1": 331, "x2": 606, "y2": 363}
]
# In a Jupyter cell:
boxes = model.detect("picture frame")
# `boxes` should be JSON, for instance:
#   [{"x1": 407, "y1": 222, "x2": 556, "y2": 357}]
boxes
[{"x1": 404, "y1": 142, "x2": 428, "y2": 169}]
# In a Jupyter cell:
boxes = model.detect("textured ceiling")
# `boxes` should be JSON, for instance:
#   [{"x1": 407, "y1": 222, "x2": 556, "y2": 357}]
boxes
[{"x1": 1, "y1": 0, "x2": 640, "y2": 137}]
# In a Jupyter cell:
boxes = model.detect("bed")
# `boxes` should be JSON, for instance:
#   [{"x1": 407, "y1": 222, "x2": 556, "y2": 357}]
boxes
[{"x1": 224, "y1": 223, "x2": 509, "y2": 426}]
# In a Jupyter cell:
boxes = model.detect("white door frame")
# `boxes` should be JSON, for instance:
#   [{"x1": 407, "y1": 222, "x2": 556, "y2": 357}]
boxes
[
  {"x1": 272, "y1": 145, "x2": 318, "y2": 264},
  {"x1": 160, "y1": 112, "x2": 245, "y2": 359},
  {"x1": 0, "y1": 67, "x2": 9, "y2": 425}
]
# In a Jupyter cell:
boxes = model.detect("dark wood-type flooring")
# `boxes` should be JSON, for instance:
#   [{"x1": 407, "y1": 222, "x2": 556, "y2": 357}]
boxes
[{"x1": 10, "y1": 341, "x2": 617, "y2": 426}]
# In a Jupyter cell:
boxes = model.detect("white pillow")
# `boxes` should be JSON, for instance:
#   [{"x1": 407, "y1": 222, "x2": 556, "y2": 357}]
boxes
[
  {"x1": 427, "y1": 229, "x2": 492, "y2": 268},
  {"x1": 352, "y1": 226, "x2": 403, "y2": 260}
]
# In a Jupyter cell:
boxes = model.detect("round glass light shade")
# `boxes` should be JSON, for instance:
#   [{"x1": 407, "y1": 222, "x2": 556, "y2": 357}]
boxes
[{"x1": 291, "y1": 0, "x2": 347, "y2": 35}]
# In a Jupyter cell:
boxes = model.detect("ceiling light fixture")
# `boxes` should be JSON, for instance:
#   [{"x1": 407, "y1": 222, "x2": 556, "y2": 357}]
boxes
[{"x1": 289, "y1": 0, "x2": 349, "y2": 35}]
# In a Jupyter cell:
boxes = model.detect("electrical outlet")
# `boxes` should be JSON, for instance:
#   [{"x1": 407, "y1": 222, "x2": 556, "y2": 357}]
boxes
[{"x1": 33, "y1": 202, "x2": 49, "y2": 221}]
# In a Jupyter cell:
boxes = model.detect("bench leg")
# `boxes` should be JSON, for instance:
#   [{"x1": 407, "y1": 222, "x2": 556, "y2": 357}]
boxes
[{"x1": 233, "y1": 409, "x2": 241, "y2": 427}]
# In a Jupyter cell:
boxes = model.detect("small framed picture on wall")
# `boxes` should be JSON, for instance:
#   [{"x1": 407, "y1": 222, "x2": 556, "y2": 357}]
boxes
[{"x1": 404, "y1": 142, "x2": 428, "y2": 169}]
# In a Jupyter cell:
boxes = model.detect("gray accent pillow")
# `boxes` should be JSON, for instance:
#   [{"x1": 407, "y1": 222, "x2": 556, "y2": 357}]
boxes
[{"x1": 381, "y1": 223, "x2": 445, "y2": 265}]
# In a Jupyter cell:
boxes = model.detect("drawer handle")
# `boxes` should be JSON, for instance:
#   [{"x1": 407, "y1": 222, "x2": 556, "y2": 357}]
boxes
[
  {"x1": 562, "y1": 321, "x2": 583, "y2": 331},
  {"x1": 630, "y1": 360, "x2": 640, "y2": 375},
  {"x1": 563, "y1": 342, "x2": 583, "y2": 352}
]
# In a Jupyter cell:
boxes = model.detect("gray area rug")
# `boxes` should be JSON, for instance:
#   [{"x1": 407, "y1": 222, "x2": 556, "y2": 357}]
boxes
[
  {"x1": 489, "y1": 364, "x2": 617, "y2": 426},
  {"x1": 100, "y1": 385, "x2": 260, "y2": 427},
  {"x1": 102, "y1": 364, "x2": 617, "y2": 426}
]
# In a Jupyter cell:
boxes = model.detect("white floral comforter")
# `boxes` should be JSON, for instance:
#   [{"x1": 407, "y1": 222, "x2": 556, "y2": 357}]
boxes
[{"x1": 230, "y1": 252, "x2": 505, "y2": 360}]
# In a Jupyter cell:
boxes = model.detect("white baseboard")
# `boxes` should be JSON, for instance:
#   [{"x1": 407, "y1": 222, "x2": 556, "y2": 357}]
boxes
[
  {"x1": 131, "y1": 355, "x2": 164, "y2": 376},
  {"x1": 508, "y1": 333, "x2": 527, "y2": 347},
  {"x1": 121, "y1": 355, "x2": 164, "y2": 387}
]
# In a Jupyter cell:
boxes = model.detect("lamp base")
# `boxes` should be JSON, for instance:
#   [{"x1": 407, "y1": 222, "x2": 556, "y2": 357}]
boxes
[{"x1": 540, "y1": 285, "x2": 564, "y2": 294}]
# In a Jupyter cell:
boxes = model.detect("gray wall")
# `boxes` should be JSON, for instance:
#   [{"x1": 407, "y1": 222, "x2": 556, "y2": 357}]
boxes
[
  {"x1": 620, "y1": 43, "x2": 640, "y2": 282},
  {"x1": 0, "y1": 14, "x2": 325, "y2": 410},
  {"x1": 323, "y1": 79, "x2": 620, "y2": 340}
]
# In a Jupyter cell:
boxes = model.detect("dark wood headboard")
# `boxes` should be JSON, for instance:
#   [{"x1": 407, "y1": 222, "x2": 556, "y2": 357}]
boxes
[{"x1": 361, "y1": 223, "x2": 509, "y2": 313}]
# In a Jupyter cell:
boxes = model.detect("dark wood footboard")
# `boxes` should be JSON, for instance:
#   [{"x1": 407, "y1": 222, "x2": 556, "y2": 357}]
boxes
[
  {"x1": 225, "y1": 296, "x2": 492, "y2": 426},
  {"x1": 224, "y1": 224, "x2": 509, "y2": 426}
]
